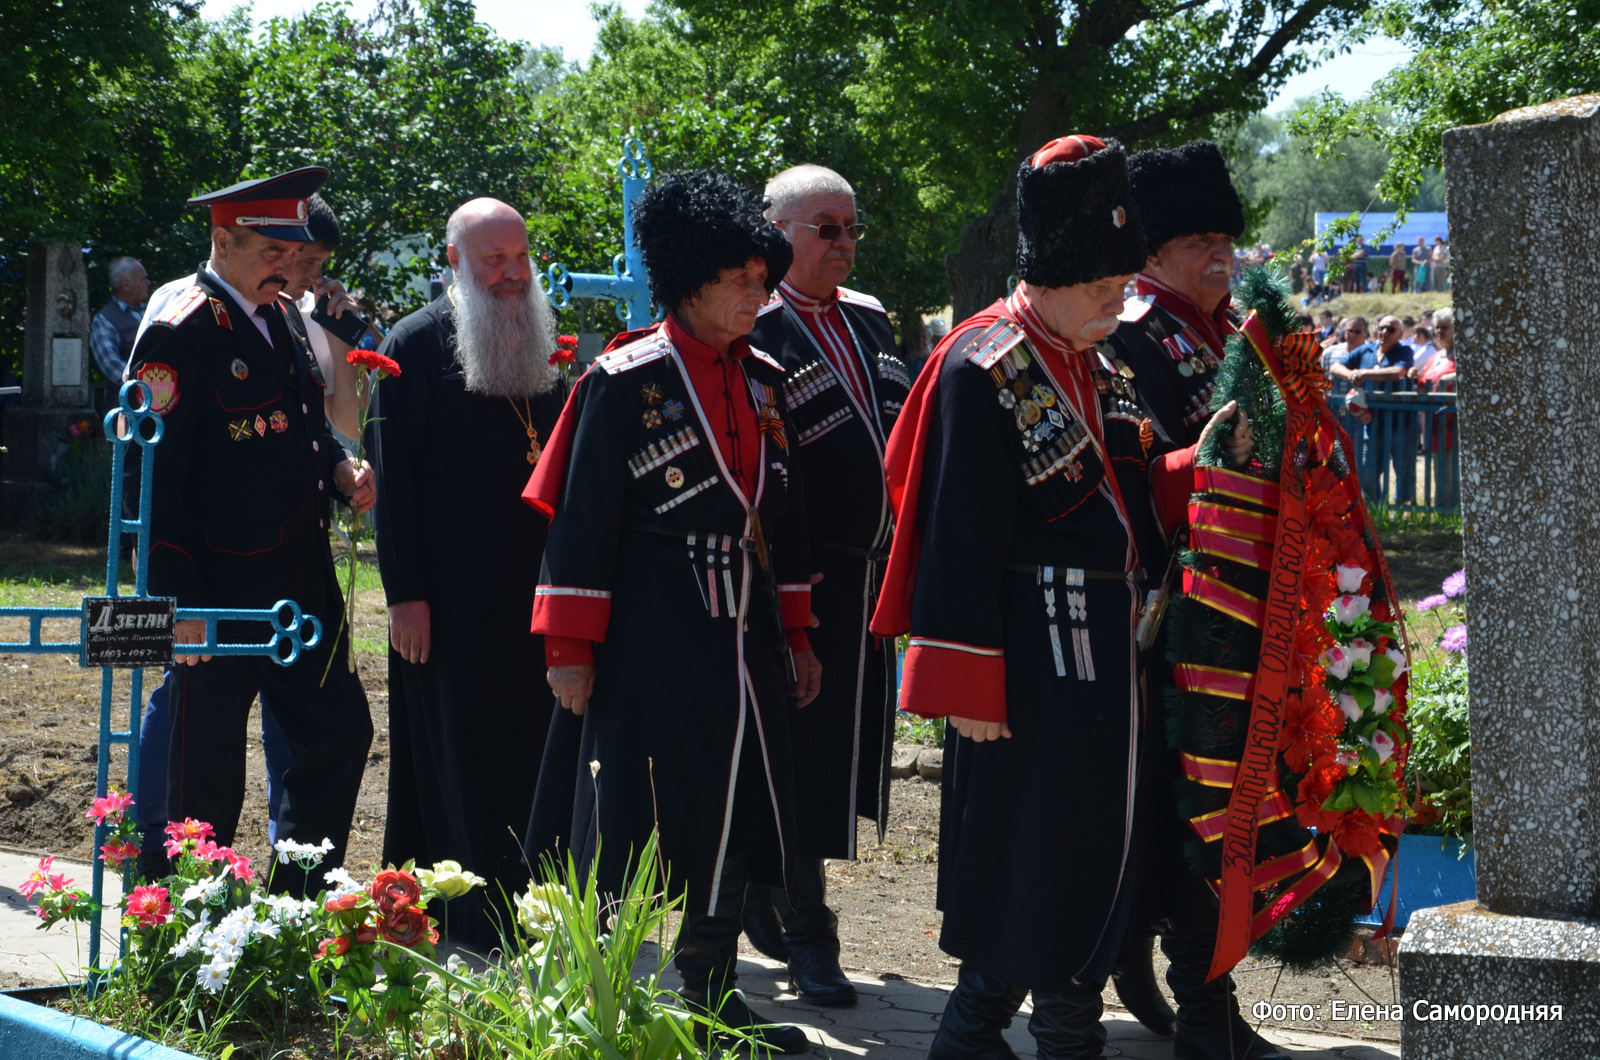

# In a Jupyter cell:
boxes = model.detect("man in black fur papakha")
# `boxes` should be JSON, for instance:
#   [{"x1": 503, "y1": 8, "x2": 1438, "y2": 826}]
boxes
[
  {"x1": 1105, "y1": 140, "x2": 1290, "y2": 1060},
  {"x1": 523, "y1": 170, "x2": 820, "y2": 1053},
  {"x1": 871, "y1": 135, "x2": 1255, "y2": 1060},
  {"x1": 740, "y1": 164, "x2": 910, "y2": 1007}
]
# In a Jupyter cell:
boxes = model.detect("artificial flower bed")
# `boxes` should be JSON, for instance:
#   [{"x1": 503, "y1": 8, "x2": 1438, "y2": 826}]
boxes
[{"x1": 21, "y1": 792, "x2": 708, "y2": 1059}]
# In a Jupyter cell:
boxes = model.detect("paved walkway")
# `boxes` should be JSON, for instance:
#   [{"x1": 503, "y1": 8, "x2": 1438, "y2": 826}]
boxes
[{"x1": 0, "y1": 850, "x2": 1395, "y2": 1057}]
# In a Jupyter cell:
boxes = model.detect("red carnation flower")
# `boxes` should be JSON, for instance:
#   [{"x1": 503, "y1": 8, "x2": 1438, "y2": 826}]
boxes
[{"x1": 348, "y1": 348, "x2": 402, "y2": 378}]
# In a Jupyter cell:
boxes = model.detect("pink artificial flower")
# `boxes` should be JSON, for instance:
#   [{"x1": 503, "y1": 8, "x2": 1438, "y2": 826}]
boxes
[
  {"x1": 1336, "y1": 748, "x2": 1361, "y2": 773},
  {"x1": 1345, "y1": 638, "x2": 1375, "y2": 667},
  {"x1": 47, "y1": 872, "x2": 73, "y2": 892},
  {"x1": 100, "y1": 840, "x2": 140, "y2": 871},
  {"x1": 19, "y1": 855, "x2": 56, "y2": 900},
  {"x1": 1384, "y1": 646, "x2": 1409, "y2": 678},
  {"x1": 1337, "y1": 691, "x2": 1363, "y2": 724},
  {"x1": 1372, "y1": 687, "x2": 1395, "y2": 713},
  {"x1": 1330, "y1": 594, "x2": 1371, "y2": 625},
  {"x1": 1335, "y1": 564, "x2": 1368, "y2": 594},
  {"x1": 86, "y1": 791, "x2": 135, "y2": 826},
  {"x1": 126, "y1": 885, "x2": 172, "y2": 929},
  {"x1": 192, "y1": 839, "x2": 224, "y2": 863},
  {"x1": 163, "y1": 818, "x2": 215, "y2": 858},
  {"x1": 222, "y1": 848, "x2": 254, "y2": 883},
  {"x1": 1367, "y1": 729, "x2": 1396, "y2": 765}
]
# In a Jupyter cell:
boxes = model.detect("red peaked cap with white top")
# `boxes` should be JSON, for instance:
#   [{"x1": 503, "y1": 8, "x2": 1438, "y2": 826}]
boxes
[
  {"x1": 189, "y1": 166, "x2": 331, "y2": 243},
  {"x1": 1015, "y1": 134, "x2": 1147, "y2": 289}
]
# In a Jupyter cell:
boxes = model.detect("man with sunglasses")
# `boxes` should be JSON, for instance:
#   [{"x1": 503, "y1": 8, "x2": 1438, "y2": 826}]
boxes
[
  {"x1": 739, "y1": 164, "x2": 911, "y2": 1008},
  {"x1": 1331, "y1": 314, "x2": 1414, "y2": 499}
]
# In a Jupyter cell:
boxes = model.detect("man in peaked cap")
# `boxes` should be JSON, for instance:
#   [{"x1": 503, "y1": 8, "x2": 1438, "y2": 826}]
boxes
[
  {"x1": 870, "y1": 135, "x2": 1254, "y2": 1060},
  {"x1": 1107, "y1": 141, "x2": 1290, "y2": 1060},
  {"x1": 126, "y1": 166, "x2": 375, "y2": 894}
]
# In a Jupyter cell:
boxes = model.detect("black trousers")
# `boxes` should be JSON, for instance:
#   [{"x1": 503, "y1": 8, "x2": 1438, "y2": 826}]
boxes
[{"x1": 167, "y1": 627, "x2": 371, "y2": 893}]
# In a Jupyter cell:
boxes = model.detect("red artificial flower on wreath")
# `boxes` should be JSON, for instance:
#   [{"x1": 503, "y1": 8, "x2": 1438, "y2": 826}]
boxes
[
  {"x1": 1280, "y1": 691, "x2": 1339, "y2": 774},
  {"x1": 378, "y1": 906, "x2": 438, "y2": 948},
  {"x1": 317, "y1": 935, "x2": 352, "y2": 959},
  {"x1": 1332, "y1": 808, "x2": 1386, "y2": 858},
  {"x1": 348, "y1": 348, "x2": 402, "y2": 378},
  {"x1": 371, "y1": 868, "x2": 421, "y2": 917}
]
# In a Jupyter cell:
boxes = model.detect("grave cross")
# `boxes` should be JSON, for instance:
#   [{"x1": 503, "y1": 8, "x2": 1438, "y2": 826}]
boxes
[
  {"x1": 540, "y1": 138, "x2": 662, "y2": 331},
  {"x1": 0, "y1": 382, "x2": 322, "y2": 983}
]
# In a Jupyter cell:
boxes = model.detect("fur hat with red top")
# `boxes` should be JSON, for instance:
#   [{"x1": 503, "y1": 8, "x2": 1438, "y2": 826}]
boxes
[
  {"x1": 189, "y1": 166, "x2": 331, "y2": 242},
  {"x1": 1015, "y1": 134, "x2": 1147, "y2": 289}
]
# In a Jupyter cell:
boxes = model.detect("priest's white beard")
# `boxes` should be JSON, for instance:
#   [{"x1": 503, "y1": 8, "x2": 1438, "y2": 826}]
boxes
[{"x1": 451, "y1": 263, "x2": 559, "y2": 397}]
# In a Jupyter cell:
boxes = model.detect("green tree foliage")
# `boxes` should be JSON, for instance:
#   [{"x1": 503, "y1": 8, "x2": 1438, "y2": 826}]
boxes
[
  {"x1": 1287, "y1": 0, "x2": 1600, "y2": 210},
  {"x1": 1227, "y1": 110, "x2": 1444, "y2": 251}
]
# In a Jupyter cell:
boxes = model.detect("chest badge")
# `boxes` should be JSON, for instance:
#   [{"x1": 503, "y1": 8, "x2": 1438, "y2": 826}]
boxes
[
  {"x1": 642, "y1": 408, "x2": 663, "y2": 429},
  {"x1": 253, "y1": 414, "x2": 267, "y2": 437},
  {"x1": 269, "y1": 410, "x2": 288, "y2": 433},
  {"x1": 134, "y1": 362, "x2": 180, "y2": 417},
  {"x1": 228, "y1": 419, "x2": 251, "y2": 441},
  {"x1": 641, "y1": 382, "x2": 663, "y2": 405},
  {"x1": 662, "y1": 399, "x2": 684, "y2": 421},
  {"x1": 230, "y1": 358, "x2": 249, "y2": 380},
  {"x1": 665, "y1": 466, "x2": 685, "y2": 489}
]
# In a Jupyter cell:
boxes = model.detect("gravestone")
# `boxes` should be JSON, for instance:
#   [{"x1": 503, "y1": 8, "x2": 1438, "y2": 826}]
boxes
[
  {"x1": 1398, "y1": 93, "x2": 1600, "y2": 1055},
  {"x1": 1, "y1": 240, "x2": 99, "y2": 525}
]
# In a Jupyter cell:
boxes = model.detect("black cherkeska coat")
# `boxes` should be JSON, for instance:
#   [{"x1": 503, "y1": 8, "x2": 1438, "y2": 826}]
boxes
[
  {"x1": 368, "y1": 296, "x2": 563, "y2": 935},
  {"x1": 875, "y1": 295, "x2": 1181, "y2": 993},
  {"x1": 127, "y1": 266, "x2": 371, "y2": 894},
  {"x1": 748, "y1": 286, "x2": 909, "y2": 856},
  {"x1": 524, "y1": 323, "x2": 812, "y2": 916}
]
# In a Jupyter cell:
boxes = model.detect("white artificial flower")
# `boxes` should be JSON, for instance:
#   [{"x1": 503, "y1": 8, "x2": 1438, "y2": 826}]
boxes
[
  {"x1": 1345, "y1": 638, "x2": 1375, "y2": 668},
  {"x1": 198, "y1": 958, "x2": 233, "y2": 994},
  {"x1": 1367, "y1": 729, "x2": 1396, "y2": 765},
  {"x1": 1320, "y1": 646, "x2": 1353, "y2": 681},
  {"x1": 173, "y1": 918, "x2": 209, "y2": 959},
  {"x1": 322, "y1": 867, "x2": 363, "y2": 900},
  {"x1": 1330, "y1": 594, "x2": 1371, "y2": 625},
  {"x1": 1335, "y1": 564, "x2": 1368, "y2": 594},
  {"x1": 1337, "y1": 692, "x2": 1363, "y2": 723},
  {"x1": 1384, "y1": 646, "x2": 1409, "y2": 678},
  {"x1": 1371, "y1": 687, "x2": 1395, "y2": 713},
  {"x1": 180, "y1": 877, "x2": 226, "y2": 907},
  {"x1": 274, "y1": 837, "x2": 335, "y2": 867}
]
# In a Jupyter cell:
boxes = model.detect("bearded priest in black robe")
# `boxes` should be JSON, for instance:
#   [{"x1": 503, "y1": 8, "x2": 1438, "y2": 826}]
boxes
[
  {"x1": 524, "y1": 170, "x2": 820, "y2": 1054},
  {"x1": 871, "y1": 136, "x2": 1255, "y2": 1060},
  {"x1": 370, "y1": 197, "x2": 564, "y2": 949},
  {"x1": 741, "y1": 164, "x2": 910, "y2": 1007}
]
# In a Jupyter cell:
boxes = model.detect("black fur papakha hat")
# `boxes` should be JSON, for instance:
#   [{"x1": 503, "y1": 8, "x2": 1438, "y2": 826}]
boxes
[
  {"x1": 1126, "y1": 140, "x2": 1246, "y2": 251},
  {"x1": 1016, "y1": 135, "x2": 1147, "y2": 288},
  {"x1": 632, "y1": 170, "x2": 793, "y2": 310}
]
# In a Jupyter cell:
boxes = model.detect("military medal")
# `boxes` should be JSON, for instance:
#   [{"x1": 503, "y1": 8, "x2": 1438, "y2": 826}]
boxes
[
  {"x1": 998, "y1": 388, "x2": 1017, "y2": 409},
  {"x1": 641, "y1": 383, "x2": 663, "y2": 405},
  {"x1": 642, "y1": 408, "x2": 663, "y2": 429},
  {"x1": 253, "y1": 415, "x2": 267, "y2": 436},
  {"x1": 1031, "y1": 384, "x2": 1056, "y2": 408},
  {"x1": 228, "y1": 419, "x2": 251, "y2": 441},
  {"x1": 269, "y1": 410, "x2": 288, "y2": 433},
  {"x1": 1177, "y1": 359, "x2": 1195, "y2": 377},
  {"x1": 230, "y1": 358, "x2": 249, "y2": 380},
  {"x1": 662, "y1": 399, "x2": 684, "y2": 421},
  {"x1": 508, "y1": 397, "x2": 542, "y2": 465},
  {"x1": 665, "y1": 466, "x2": 685, "y2": 489}
]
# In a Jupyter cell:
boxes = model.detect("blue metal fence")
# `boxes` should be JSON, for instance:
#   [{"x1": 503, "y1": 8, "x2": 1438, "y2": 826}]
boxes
[{"x1": 1325, "y1": 391, "x2": 1458, "y2": 512}]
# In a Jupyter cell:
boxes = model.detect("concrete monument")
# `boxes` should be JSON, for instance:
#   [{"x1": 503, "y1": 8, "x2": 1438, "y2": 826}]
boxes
[{"x1": 1399, "y1": 93, "x2": 1600, "y2": 1055}]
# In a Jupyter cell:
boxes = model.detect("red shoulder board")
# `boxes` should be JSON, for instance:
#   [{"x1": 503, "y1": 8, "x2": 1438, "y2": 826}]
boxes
[
  {"x1": 963, "y1": 318, "x2": 1027, "y2": 369},
  {"x1": 602, "y1": 325, "x2": 661, "y2": 355},
  {"x1": 154, "y1": 285, "x2": 207, "y2": 327}
]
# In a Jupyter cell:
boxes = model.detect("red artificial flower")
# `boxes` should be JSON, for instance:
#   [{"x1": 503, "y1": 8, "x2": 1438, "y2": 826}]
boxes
[
  {"x1": 1280, "y1": 691, "x2": 1339, "y2": 774},
  {"x1": 192, "y1": 839, "x2": 225, "y2": 863},
  {"x1": 549, "y1": 346, "x2": 577, "y2": 365},
  {"x1": 220, "y1": 847, "x2": 254, "y2": 883},
  {"x1": 324, "y1": 893, "x2": 362, "y2": 914},
  {"x1": 347, "y1": 348, "x2": 402, "y2": 378},
  {"x1": 99, "y1": 840, "x2": 140, "y2": 871},
  {"x1": 163, "y1": 818, "x2": 214, "y2": 857},
  {"x1": 316, "y1": 935, "x2": 352, "y2": 959},
  {"x1": 1332, "y1": 808, "x2": 1386, "y2": 858},
  {"x1": 86, "y1": 791, "x2": 135, "y2": 826},
  {"x1": 355, "y1": 923, "x2": 379, "y2": 945},
  {"x1": 371, "y1": 868, "x2": 422, "y2": 917},
  {"x1": 378, "y1": 906, "x2": 438, "y2": 949},
  {"x1": 126, "y1": 884, "x2": 173, "y2": 928},
  {"x1": 556, "y1": 334, "x2": 579, "y2": 348}
]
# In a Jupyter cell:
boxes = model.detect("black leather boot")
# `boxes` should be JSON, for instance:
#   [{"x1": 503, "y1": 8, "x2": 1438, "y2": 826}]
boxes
[
  {"x1": 677, "y1": 862, "x2": 809, "y2": 1054},
  {"x1": 1110, "y1": 928, "x2": 1177, "y2": 1036},
  {"x1": 1163, "y1": 932, "x2": 1290, "y2": 1060},
  {"x1": 1028, "y1": 981, "x2": 1108, "y2": 1060},
  {"x1": 741, "y1": 881, "x2": 791, "y2": 962},
  {"x1": 928, "y1": 963, "x2": 1029, "y2": 1060},
  {"x1": 781, "y1": 858, "x2": 857, "y2": 1007}
]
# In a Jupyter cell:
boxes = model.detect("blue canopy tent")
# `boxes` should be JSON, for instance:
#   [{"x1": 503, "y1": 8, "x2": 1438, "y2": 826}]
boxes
[{"x1": 1315, "y1": 211, "x2": 1449, "y2": 252}]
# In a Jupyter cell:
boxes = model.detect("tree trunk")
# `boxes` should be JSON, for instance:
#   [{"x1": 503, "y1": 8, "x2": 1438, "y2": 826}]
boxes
[{"x1": 947, "y1": 167, "x2": 1022, "y2": 322}]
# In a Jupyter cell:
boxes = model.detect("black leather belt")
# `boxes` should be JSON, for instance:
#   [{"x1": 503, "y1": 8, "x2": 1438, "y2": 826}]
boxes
[
  {"x1": 1002, "y1": 562, "x2": 1145, "y2": 582},
  {"x1": 813, "y1": 537, "x2": 889, "y2": 562}
]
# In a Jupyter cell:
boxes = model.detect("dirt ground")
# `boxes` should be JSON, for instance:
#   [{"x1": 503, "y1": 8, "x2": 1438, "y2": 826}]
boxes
[{"x1": 0, "y1": 526, "x2": 1459, "y2": 1044}]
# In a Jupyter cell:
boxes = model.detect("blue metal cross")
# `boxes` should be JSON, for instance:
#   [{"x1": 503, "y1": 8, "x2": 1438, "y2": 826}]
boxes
[
  {"x1": 540, "y1": 138, "x2": 662, "y2": 330},
  {"x1": 0, "y1": 381, "x2": 321, "y2": 979}
]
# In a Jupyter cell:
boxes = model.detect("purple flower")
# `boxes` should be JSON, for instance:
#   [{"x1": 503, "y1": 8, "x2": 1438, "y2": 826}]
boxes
[
  {"x1": 1417, "y1": 593, "x2": 1448, "y2": 611},
  {"x1": 1441, "y1": 624, "x2": 1469, "y2": 654},
  {"x1": 1442, "y1": 570, "x2": 1466, "y2": 599}
]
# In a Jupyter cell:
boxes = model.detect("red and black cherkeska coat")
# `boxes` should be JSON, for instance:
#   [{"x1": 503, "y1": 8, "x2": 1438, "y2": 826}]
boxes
[
  {"x1": 748, "y1": 283, "x2": 910, "y2": 858},
  {"x1": 870, "y1": 289, "x2": 1196, "y2": 991},
  {"x1": 522, "y1": 315, "x2": 813, "y2": 917},
  {"x1": 1109, "y1": 274, "x2": 1240, "y2": 449}
]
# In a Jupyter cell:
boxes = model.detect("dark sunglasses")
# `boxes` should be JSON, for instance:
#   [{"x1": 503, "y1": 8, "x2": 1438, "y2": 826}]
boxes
[
  {"x1": 780, "y1": 220, "x2": 868, "y2": 242},
  {"x1": 1378, "y1": 324, "x2": 1399, "y2": 333}
]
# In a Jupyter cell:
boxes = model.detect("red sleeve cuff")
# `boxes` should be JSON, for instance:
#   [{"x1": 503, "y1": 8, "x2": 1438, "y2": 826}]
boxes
[
  {"x1": 544, "y1": 635, "x2": 593, "y2": 667},
  {"x1": 531, "y1": 585, "x2": 612, "y2": 642},
  {"x1": 900, "y1": 638, "x2": 1006, "y2": 722},
  {"x1": 1151, "y1": 444, "x2": 1198, "y2": 539},
  {"x1": 778, "y1": 584, "x2": 811, "y2": 629},
  {"x1": 787, "y1": 629, "x2": 812, "y2": 653}
]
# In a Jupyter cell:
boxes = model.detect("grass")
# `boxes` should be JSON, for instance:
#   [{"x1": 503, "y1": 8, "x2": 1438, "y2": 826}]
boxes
[{"x1": 1309, "y1": 291, "x2": 1451, "y2": 324}]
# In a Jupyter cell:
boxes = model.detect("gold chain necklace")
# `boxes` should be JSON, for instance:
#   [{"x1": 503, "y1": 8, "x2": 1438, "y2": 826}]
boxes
[{"x1": 507, "y1": 396, "x2": 541, "y2": 465}]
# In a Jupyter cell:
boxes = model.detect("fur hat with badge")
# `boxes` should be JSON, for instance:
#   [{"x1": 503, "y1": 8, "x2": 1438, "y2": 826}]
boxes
[
  {"x1": 1015, "y1": 135, "x2": 1148, "y2": 289},
  {"x1": 1126, "y1": 140, "x2": 1246, "y2": 251},
  {"x1": 632, "y1": 169, "x2": 794, "y2": 310}
]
